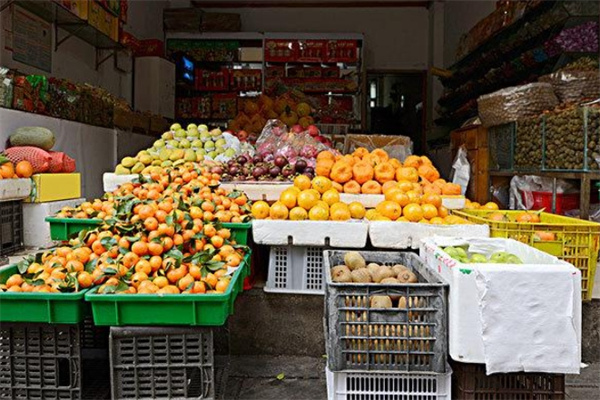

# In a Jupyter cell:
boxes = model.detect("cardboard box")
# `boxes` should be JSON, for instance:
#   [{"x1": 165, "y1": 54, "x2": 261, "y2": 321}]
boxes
[
  {"x1": 26, "y1": 173, "x2": 81, "y2": 203},
  {"x1": 89, "y1": 0, "x2": 118, "y2": 41}
]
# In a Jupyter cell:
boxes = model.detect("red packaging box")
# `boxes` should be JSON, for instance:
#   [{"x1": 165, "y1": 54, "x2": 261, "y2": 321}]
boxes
[
  {"x1": 195, "y1": 68, "x2": 229, "y2": 91},
  {"x1": 119, "y1": 0, "x2": 128, "y2": 23},
  {"x1": 326, "y1": 40, "x2": 358, "y2": 63},
  {"x1": 133, "y1": 39, "x2": 164, "y2": 58},
  {"x1": 230, "y1": 69, "x2": 262, "y2": 91},
  {"x1": 264, "y1": 40, "x2": 298, "y2": 62},
  {"x1": 119, "y1": 31, "x2": 139, "y2": 52},
  {"x1": 211, "y1": 93, "x2": 237, "y2": 119},
  {"x1": 297, "y1": 40, "x2": 326, "y2": 63},
  {"x1": 193, "y1": 96, "x2": 211, "y2": 119},
  {"x1": 265, "y1": 66, "x2": 285, "y2": 78}
]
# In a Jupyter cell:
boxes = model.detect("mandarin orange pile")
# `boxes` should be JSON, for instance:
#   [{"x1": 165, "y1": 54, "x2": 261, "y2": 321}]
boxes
[
  {"x1": 315, "y1": 148, "x2": 462, "y2": 196},
  {"x1": 251, "y1": 175, "x2": 366, "y2": 221},
  {"x1": 0, "y1": 155, "x2": 34, "y2": 179},
  {"x1": 1, "y1": 162, "x2": 250, "y2": 295}
]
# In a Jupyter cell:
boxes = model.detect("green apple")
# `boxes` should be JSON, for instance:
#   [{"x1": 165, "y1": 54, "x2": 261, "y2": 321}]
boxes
[
  {"x1": 196, "y1": 148, "x2": 206, "y2": 156},
  {"x1": 167, "y1": 140, "x2": 179, "y2": 148},
  {"x1": 443, "y1": 247, "x2": 459, "y2": 258},
  {"x1": 224, "y1": 148, "x2": 236, "y2": 157},
  {"x1": 153, "y1": 139, "x2": 165, "y2": 148},
  {"x1": 204, "y1": 140, "x2": 215, "y2": 150},
  {"x1": 179, "y1": 139, "x2": 191, "y2": 148},
  {"x1": 174, "y1": 129, "x2": 186, "y2": 138},
  {"x1": 200, "y1": 132, "x2": 211, "y2": 142},
  {"x1": 187, "y1": 128, "x2": 199, "y2": 137},
  {"x1": 191, "y1": 139, "x2": 203, "y2": 149},
  {"x1": 454, "y1": 247, "x2": 468, "y2": 259},
  {"x1": 215, "y1": 138, "x2": 227, "y2": 147},
  {"x1": 162, "y1": 131, "x2": 173, "y2": 140},
  {"x1": 490, "y1": 252, "x2": 510, "y2": 263},
  {"x1": 208, "y1": 150, "x2": 218, "y2": 159},
  {"x1": 209, "y1": 128, "x2": 222, "y2": 137},
  {"x1": 169, "y1": 123, "x2": 181, "y2": 131},
  {"x1": 199, "y1": 124, "x2": 208, "y2": 132},
  {"x1": 186, "y1": 123, "x2": 197, "y2": 131},
  {"x1": 470, "y1": 254, "x2": 488, "y2": 264},
  {"x1": 506, "y1": 254, "x2": 523, "y2": 264}
]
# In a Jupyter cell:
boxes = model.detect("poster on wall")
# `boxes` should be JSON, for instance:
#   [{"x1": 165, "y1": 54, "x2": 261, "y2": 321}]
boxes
[{"x1": 12, "y1": 6, "x2": 52, "y2": 72}]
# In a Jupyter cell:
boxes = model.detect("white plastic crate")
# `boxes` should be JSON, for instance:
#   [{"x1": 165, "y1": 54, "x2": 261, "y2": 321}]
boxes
[
  {"x1": 265, "y1": 246, "x2": 326, "y2": 295},
  {"x1": 23, "y1": 198, "x2": 85, "y2": 248},
  {"x1": 253, "y1": 220, "x2": 369, "y2": 247},
  {"x1": 326, "y1": 367, "x2": 451, "y2": 400}
]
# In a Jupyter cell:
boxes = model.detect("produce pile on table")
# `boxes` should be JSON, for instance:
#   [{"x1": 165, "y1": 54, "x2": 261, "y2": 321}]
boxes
[{"x1": 1, "y1": 163, "x2": 250, "y2": 294}]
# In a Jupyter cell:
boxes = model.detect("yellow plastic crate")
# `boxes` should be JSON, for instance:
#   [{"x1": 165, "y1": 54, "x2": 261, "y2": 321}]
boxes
[{"x1": 452, "y1": 209, "x2": 600, "y2": 301}]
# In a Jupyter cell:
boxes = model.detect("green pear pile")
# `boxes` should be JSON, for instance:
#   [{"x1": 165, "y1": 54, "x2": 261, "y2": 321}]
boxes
[
  {"x1": 443, "y1": 246, "x2": 523, "y2": 264},
  {"x1": 114, "y1": 123, "x2": 239, "y2": 175}
]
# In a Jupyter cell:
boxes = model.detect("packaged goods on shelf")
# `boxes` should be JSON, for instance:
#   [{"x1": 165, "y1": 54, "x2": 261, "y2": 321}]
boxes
[
  {"x1": 477, "y1": 83, "x2": 558, "y2": 127},
  {"x1": 421, "y1": 237, "x2": 580, "y2": 372}
]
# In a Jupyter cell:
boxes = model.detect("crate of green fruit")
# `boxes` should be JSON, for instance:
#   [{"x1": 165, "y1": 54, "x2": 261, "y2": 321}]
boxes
[
  {"x1": 0, "y1": 264, "x2": 89, "y2": 324},
  {"x1": 46, "y1": 216, "x2": 102, "y2": 241},
  {"x1": 85, "y1": 254, "x2": 250, "y2": 326}
]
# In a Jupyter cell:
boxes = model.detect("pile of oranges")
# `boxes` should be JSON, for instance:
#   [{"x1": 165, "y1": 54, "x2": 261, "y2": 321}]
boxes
[
  {"x1": 366, "y1": 181, "x2": 470, "y2": 224},
  {"x1": 315, "y1": 148, "x2": 462, "y2": 196},
  {"x1": 463, "y1": 199, "x2": 501, "y2": 211},
  {"x1": 251, "y1": 175, "x2": 366, "y2": 221},
  {"x1": 0, "y1": 155, "x2": 34, "y2": 179},
  {"x1": 54, "y1": 162, "x2": 251, "y2": 224},
  {"x1": 1, "y1": 162, "x2": 249, "y2": 295}
]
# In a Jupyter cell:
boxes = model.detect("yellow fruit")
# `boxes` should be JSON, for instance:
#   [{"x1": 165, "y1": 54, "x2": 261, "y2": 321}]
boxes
[
  {"x1": 422, "y1": 204, "x2": 438, "y2": 220},
  {"x1": 286, "y1": 186, "x2": 301, "y2": 195},
  {"x1": 429, "y1": 217, "x2": 444, "y2": 225},
  {"x1": 315, "y1": 200, "x2": 329, "y2": 210},
  {"x1": 312, "y1": 176, "x2": 333, "y2": 194},
  {"x1": 330, "y1": 206, "x2": 351, "y2": 221},
  {"x1": 269, "y1": 201, "x2": 289, "y2": 220},
  {"x1": 321, "y1": 189, "x2": 340, "y2": 206},
  {"x1": 348, "y1": 202, "x2": 366, "y2": 219},
  {"x1": 297, "y1": 190, "x2": 319, "y2": 210},
  {"x1": 406, "y1": 190, "x2": 422, "y2": 204},
  {"x1": 365, "y1": 209, "x2": 380, "y2": 220},
  {"x1": 279, "y1": 190, "x2": 297, "y2": 209},
  {"x1": 374, "y1": 215, "x2": 392, "y2": 221},
  {"x1": 403, "y1": 203, "x2": 424, "y2": 222},
  {"x1": 308, "y1": 206, "x2": 329, "y2": 221},
  {"x1": 294, "y1": 175, "x2": 312, "y2": 190},
  {"x1": 251, "y1": 201, "x2": 270, "y2": 219},
  {"x1": 483, "y1": 202, "x2": 499, "y2": 210},
  {"x1": 375, "y1": 200, "x2": 402, "y2": 220},
  {"x1": 330, "y1": 202, "x2": 347, "y2": 211},
  {"x1": 289, "y1": 206, "x2": 308, "y2": 220}
]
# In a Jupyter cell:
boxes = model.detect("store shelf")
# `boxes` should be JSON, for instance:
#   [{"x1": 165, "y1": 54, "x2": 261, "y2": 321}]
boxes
[{"x1": 13, "y1": 0, "x2": 123, "y2": 51}]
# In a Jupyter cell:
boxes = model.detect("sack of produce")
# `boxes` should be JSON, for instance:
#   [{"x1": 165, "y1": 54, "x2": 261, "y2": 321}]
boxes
[
  {"x1": 9, "y1": 127, "x2": 56, "y2": 150},
  {"x1": 47, "y1": 151, "x2": 76, "y2": 173},
  {"x1": 4, "y1": 146, "x2": 51, "y2": 173},
  {"x1": 539, "y1": 58, "x2": 600, "y2": 104},
  {"x1": 477, "y1": 83, "x2": 558, "y2": 127}
]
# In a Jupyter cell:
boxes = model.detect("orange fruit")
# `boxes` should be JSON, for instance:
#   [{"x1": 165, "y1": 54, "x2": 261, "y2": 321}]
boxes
[
  {"x1": 321, "y1": 189, "x2": 340, "y2": 206},
  {"x1": 297, "y1": 190, "x2": 319, "y2": 210},
  {"x1": 422, "y1": 204, "x2": 438, "y2": 220},
  {"x1": 294, "y1": 175, "x2": 312, "y2": 190},
  {"x1": 149, "y1": 256, "x2": 162, "y2": 271},
  {"x1": 279, "y1": 190, "x2": 297, "y2": 209},
  {"x1": 386, "y1": 189, "x2": 410, "y2": 207},
  {"x1": 375, "y1": 201, "x2": 402, "y2": 220},
  {"x1": 153, "y1": 276, "x2": 169, "y2": 288},
  {"x1": 251, "y1": 201, "x2": 270, "y2": 219},
  {"x1": 483, "y1": 202, "x2": 500, "y2": 210},
  {"x1": 438, "y1": 206, "x2": 449, "y2": 218},
  {"x1": 15, "y1": 161, "x2": 33, "y2": 178},
  {"x1": 204, "y1": 273, "x2": 218, "y2": 289},
  {"x1": 312, "y1": 176, "x2": 333, "y2": 194},
  {"x1": 308, "y1": 206, "x2": 329, "y2": 221},
  {"x1": 330, "y1": 205, "x2": 351, "y2": 221},
  {"x1": 131, "y1": 241, "x2": 149, "y2": 257},
  {"x1": 348, "y1": 202, "x2": 366, "y2": 219},
  {"x1": 422, "y1": 193, "x2": 442, "y2": 208},
  {"x1": 77, "y1": 272, "x2": 93, "y2": 288},
  {"x1": 289, "y1": 207, "x2": 308, "y2": 220},
  {"x1": 148, "y1": 242, "x2": 164, "y2": 256},
  {"x1": 406, "y1": 190, "x2": 422, "y2": 204},
  {"x1": 65, "y1": 260, "x2": 84, "y2": 273},
  {"x1": 269, "y1": 202, "x2": 289, "y2": 220},
  {"x1": 135, "y1": 259, "x2": 152, "y2": 275},
  {"x1": 178, "y1": 274, "x2": 195, "y2": 291},
  {"x1": 429, "y1": 217, "x2": 444, "y2": 225},
  {"x1": 215, "y1": 279, "x2": 229, "y2": 293},
  {"x1": 131, "y1": 272, "x2": 148, "y2": 288},
  {"x1": 403, "y1": 203, "x2": 424, "y2": 222},
  {"x1": 6, "y1": 274, "x2": 23, "y2": 288}
]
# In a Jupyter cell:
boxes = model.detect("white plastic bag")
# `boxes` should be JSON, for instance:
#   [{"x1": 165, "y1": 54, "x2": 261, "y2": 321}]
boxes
[{"x1": 451, "y1": 145, "x2": 470, "y2": 195}]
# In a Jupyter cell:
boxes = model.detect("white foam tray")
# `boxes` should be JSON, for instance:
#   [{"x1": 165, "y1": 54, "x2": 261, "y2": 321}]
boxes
[
  {"x1": 252, "y1": 219, "x2": 368, "y2": 247},
  {"x1": 0, "y1": 179, "x2": 32, "y2": 201},
  {"x1": 369, "y1": 221, "x2": 490, "y2": 249},
  {"x1": 339, "y1": 193, "x2": 383, "y2": 208},
  {"x1": 23, "y1": 198, "x2": 86, "y2": 249},
  {"x1": 221, "y1": 182, "x2": 293, "y2": 202},
  {"x1": 103, "y1": 173, "x2": 139, "y2": 192},
  {"x1": 420, "y1": 237, "x2": 581, "y2": 368}
]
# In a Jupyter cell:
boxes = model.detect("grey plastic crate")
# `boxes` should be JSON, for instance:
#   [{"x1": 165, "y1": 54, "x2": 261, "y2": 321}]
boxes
[
  {"x1": 265, "y1": 246, "x2": 326, "y2": 295},
  {"x1": 109, "y1": 326, "x2": 214, "y2": 400},
  {"x1": 324, "y1": 250, "x2": 448, "y2": 374},
  {"x1": 0, "y1": 323, "x2": 82, "y2": 400}
]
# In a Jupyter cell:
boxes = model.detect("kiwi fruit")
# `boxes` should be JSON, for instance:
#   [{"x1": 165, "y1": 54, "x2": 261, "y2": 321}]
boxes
[
  {"x1": 398, "y1": 296, "x2": 407, "y2": 308},
  {"x1": 367, "y1": 263, "x2": 380, "y2": 276},
  {"x1": 344, "y1": 251, "x2": 366, "y2": 270},
  {"x1": 331, "y1": 265, "x2": 352, "y2": 283},
  {"x1": 380, "y1": 277, "x2": 399, "y2": 284},
  {"x1": 392, "y1": 264, "x2": 410, "y2": 277},
  {"x1": 351, "y1": 268, "x2": 371, "y2": 283},
  {"x1": 370, "y1": 295, "x2": 392, "y2": 309},
  {"x1": 371, "y1": 266, "x2": 395, "y2": 283},
  {"x1": 397, "y1": 270, "x2": 418, "y2": 284}
]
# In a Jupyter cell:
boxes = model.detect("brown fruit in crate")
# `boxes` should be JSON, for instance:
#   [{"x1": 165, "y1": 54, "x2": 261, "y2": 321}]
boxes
[
  {"x1": 371, "y1": 265, "x2": 395, "y2": 283},
  {"x1": 392, "y1": 264, "x2": 410, "y2": 277},
  {"x1": 398, "y1": 296, "x2": 407, "y2": 308},
  {"x1": 351, "y1": 268, "x2": 371, "y2": 283},
  {"x1": 344, "y1": 251, "x2": 366, "y2": 271},
  {"x1": 367, "y1": 263, "x2": 380, "y2": 276},
  {"x1": 331, "y1": 265, "x2": 352, "y2": 283},
  {"x1": 397, "y1": 270, "x2": 418, "y2": 284},
  {"x1": 381, "y1": 277, "x2": 399, "y2": 284},
  {"x1": 370, "y1": 295, "x2": 393, "y2": 309}
]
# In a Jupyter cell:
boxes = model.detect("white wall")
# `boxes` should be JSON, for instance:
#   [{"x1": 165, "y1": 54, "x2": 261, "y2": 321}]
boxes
[
  {"x1": 209, "y1": 7, "x2": 430, "y2": 70},
  {"x1": 443, "y1": 0, "x2": 496, "y2": 67}
]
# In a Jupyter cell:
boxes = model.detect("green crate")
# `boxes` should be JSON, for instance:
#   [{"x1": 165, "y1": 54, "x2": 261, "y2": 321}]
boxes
[
  {"x1": 0, "y1": 264, "x2": 89, "y2": 324},
  {"x1": 85, "y1": 253, "x2": 250, "y2": 326},
  {"x1": 223, "y1": 221, "x2": 251, "y2": 245},
  {"x1": 46, "y1": 217, "x2": 102, "y2": 241}
]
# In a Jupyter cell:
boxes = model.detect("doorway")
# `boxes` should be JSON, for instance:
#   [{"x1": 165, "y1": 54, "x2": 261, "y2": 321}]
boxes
[{"x1": 366, "y1": 71, "x2": 426, "y2": 154}]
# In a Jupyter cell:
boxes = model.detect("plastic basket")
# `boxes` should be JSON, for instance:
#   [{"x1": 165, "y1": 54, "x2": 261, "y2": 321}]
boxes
[
  {"x1": 451, "y1": 361, "x2": 565, "y2": 399},
  {"x1": 109, "y1": 326, "x2": 214, "y2": 400},
  {"x1": 0, "y1": 323, "x2": 82, "y2": 400},
  {"x1": 324, "y1": 250, "x2": 448, "y2": 373},
  {"x1": 0, "y1": 264, "x2": 89, "y2": 324},
  {"x1": 265, "y1": 245, "x2": 325, "y2": 295},
  {"x1": 451, "y1": 209, "x2": 600, "y2": 300},
  {"x1": 0, "y1": 200, "x2": 23, "y2": 256},
  {"x1": 85, "y1": 254, "x2": 250, "y2": 326},
  {"x1": 326, "y1": 366, "x2": 451, "y2": 400},
  {"x1": 45, "y1": 216, "x2": 250, "y2": 244}
]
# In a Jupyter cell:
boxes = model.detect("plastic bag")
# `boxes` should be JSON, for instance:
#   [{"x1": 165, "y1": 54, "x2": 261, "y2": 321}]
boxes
[
  {"x1": 509, "y1": 175, "x2": 576, "y2": 210},
  {"x1": 4, "y1": 146, "x2": 51, "y2": 173},
  {"x1": 539, "y1": 70, "x2": 600, "y2": 104},
  {"x1": 450, "y1": 145, "x2": 469, "y2": 195}
]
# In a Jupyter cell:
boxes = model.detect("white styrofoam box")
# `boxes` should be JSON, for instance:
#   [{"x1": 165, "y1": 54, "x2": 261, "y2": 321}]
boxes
[
  {"x1": 265, "y1": 246, "x2": 325, "y2": 295},
  {"x1": 339, "y1": 193, "x2": 383, "y2": 208},
  {"x1": 252, "y1": 220, "x2": 368, "y2": 247},
  {"x1": 220, "y1": 182, "x2": 292, "y2": 202},
  {"x1": 369, "y1": 221, "x2": 490, "y2": 249},
  {"x1": 420, "y1": 237, "x2": 581, "y2": 372},
  {"x1": 0, "y1": 179, "x2": 32, "y2": 201},
  {"x1": 23, "y1": 198, "x2": 85, "y2": 249},
  {"x1": 326, "y1": 366, "x2": 451, "y2": 400},
  {"x1": 441, "y1": 195, "x2": 466, "y2": 210},
  {"x1": 103, "y1": 173, "x2": 138, "y2": 192},
  {"x1": 134, "y1": 57, "x2": 176, "y2": 119}
]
